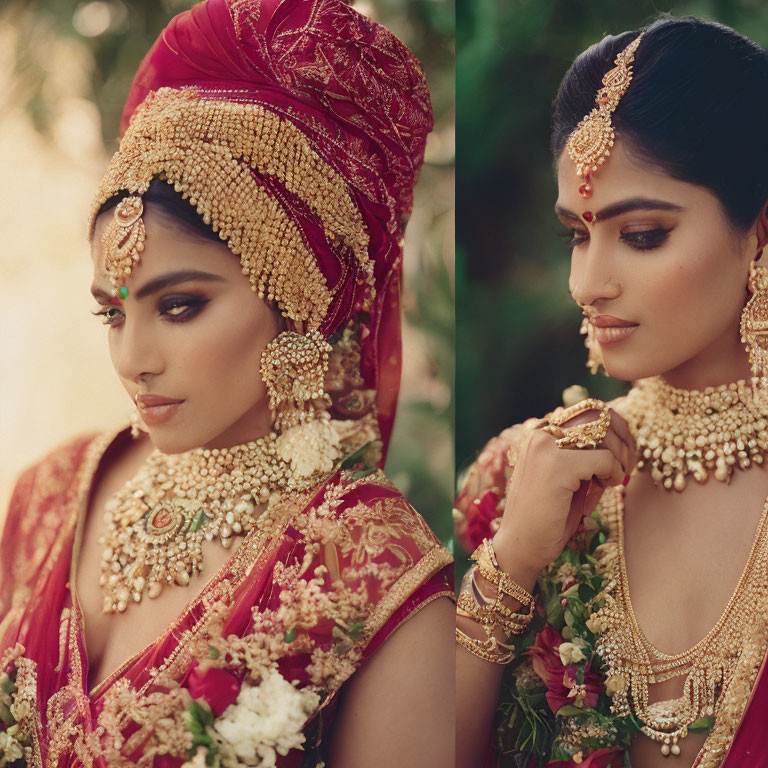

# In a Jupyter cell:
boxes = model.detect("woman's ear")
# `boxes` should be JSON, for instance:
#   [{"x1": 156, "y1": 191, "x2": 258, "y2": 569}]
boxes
[{"x1": 755, "y1": 199, "x2": 768, "y2": 254}]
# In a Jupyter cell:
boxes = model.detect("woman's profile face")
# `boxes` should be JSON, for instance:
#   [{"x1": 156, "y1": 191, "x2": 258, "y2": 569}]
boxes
[
  {"x1": 555, "y1": 139, "x2": 758, "y2": 386},
  {"x1": 90, "y1": 203, "x2": 282, "y2": 454}
]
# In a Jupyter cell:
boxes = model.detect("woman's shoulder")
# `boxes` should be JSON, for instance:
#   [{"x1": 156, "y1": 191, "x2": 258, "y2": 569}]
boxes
[{"x1": 300, "y1": 465, "x2": 450, "y2": 561}]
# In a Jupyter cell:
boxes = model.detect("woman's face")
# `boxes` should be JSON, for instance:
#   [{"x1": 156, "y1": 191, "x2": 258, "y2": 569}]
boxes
[
  {"x1": 556, "y1": 139, "x2": 760, "y2": 387},
  {"x1": 91, "y1": 203, "x2": 282, "y2": 453}
]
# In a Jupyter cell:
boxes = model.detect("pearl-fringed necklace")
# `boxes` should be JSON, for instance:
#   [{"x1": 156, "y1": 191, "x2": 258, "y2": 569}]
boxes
[
  {"x1": 619, "y1": 377, "x2": 768, "y2": 491},
  {"x1": 100, "y1": 434, "x2": 296, "y2": 613}
]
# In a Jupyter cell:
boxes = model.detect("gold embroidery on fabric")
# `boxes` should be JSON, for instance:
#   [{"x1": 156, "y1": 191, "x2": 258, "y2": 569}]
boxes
[
  {"x1": 697, "y1": 621, "x2": 768, "y2": 767},
  {"x1": 228, "y1": 0, "x2": 431, "y2": 230},
  {"x1": 88, "y1": 87, "x2": 373, "y2": 326},
  {"x1": 17, "y1": 441, "x2": 449, "y2": 766}
]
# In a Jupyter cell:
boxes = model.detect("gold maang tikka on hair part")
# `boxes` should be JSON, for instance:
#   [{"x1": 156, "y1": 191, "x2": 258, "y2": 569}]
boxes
[
  {"x1": 566, "y1": 33, "x2": 645, "y2": 199},
  {"x1": 101, "y1": 195, "x2": 145, "y2": 297}
]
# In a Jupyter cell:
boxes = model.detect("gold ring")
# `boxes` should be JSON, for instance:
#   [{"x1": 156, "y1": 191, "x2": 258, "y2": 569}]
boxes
[{"x1": 546, "y1": 397, "x2": 611, "y2": 449}]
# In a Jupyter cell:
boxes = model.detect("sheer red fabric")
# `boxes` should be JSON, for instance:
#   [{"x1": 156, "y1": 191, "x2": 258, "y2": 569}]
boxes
[{"x1": 0, "y1": 433, "x2": 452, "y2": 766}]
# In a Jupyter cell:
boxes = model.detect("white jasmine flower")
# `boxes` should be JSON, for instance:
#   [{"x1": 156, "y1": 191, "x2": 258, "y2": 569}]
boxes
[
  {"x1": 558, "y1": 641, "x2": 587, "y2": 666},
  {"x1": 0, "y1": 731, "x2": 23, "y2": 762},
  {"x1": 213, "y1": 669, "x2": 320, "y2": 766}
]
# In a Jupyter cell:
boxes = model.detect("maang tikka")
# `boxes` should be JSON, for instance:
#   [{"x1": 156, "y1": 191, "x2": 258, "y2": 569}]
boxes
[
  {"x1": 740, "y1": 253, "x2": 768, "y2": 401},
  {"x1": 260, "y1": 330, "x2": 341, "y2": 479}
]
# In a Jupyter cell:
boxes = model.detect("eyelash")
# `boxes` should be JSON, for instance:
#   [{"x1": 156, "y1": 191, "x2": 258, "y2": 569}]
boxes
[
  {"x1": 561, "y1": 227, "x2": 673, "y2": 251},
  {"x1": 91, "y1": 296, "x2": 209, "y2": 327}
]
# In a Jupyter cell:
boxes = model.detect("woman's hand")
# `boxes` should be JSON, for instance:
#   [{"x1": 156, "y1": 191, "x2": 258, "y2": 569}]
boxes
[{"x1": 492, "y1": 404, "x2": 637, "y2": 582}]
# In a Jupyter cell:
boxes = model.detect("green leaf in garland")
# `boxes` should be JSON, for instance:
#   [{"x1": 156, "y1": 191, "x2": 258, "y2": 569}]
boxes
[
  {"x1": 350, "y1": 467, "x2": 378, "y2": 480},
  {"x1": 556, "y1": 704, "x2": 588, "y2": 717},
  {"x1": 688, "y1": 716, "x2": 715, "y2": 733},
  {"x1": 208, "y1": 645, "x2": 220, "y2": 659},
  {"x1": 284, "y1": 628, "x2": 297, "y2": 643},
  {"x1": 188, "y1": 698, "x2": 214, "y2": 728}
]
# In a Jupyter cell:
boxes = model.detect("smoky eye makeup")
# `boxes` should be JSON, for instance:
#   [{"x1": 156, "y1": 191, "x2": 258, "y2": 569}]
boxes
[
  {"x1": 558, "y1": 227, "x2": 589, "y2": 248},
  {"x1": 157, "y1": 293, "x2": 211, "y2": 322},
  {"x1": 619, "y1": 226, "x2": 674, "y2": 251}
]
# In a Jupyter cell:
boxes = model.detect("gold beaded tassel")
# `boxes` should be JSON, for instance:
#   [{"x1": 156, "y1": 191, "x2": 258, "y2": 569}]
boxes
[{"x1": 741, "y1": 258, "x2": 768, "y2": 410}]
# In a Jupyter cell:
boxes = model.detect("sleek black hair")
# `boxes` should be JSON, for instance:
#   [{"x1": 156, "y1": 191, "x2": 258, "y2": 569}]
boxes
[
  {"x1": 551, "y1": 16, "x2": 768, "y2": 230},
  {"x1": 94, "y1": 177, "x2": 222, "y2": 244}
]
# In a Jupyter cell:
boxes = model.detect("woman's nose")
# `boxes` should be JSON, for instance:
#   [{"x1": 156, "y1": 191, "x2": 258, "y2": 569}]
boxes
[
  {"x1": 112, "y1": 315, "x2": 164, "y2": 384},
  {"x1": 569, "y1": 243, "x2": 623, "y2": 307}
]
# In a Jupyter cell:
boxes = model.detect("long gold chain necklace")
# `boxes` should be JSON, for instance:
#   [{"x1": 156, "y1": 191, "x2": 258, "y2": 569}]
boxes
[
  {"x1": 618, "y1": 377, "x2": 768, "y2": 491},
  {"x1": 100, "y1": 434, "x2": 302, "y2": 613},
  {"x1": 591, "y1": 485, "x2": 768, "y2": 756}
]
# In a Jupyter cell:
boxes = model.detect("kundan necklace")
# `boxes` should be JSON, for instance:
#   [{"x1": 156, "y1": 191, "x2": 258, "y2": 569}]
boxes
[
  {"x1": 592, "y1": 485, "x2": 768, "y2": 756},
  {"x1": 100, "y1": 433, "x2": 300, "y2": 613},
  {"x1": 618, "y1": 377, "x2": 768, "y2": 491}
]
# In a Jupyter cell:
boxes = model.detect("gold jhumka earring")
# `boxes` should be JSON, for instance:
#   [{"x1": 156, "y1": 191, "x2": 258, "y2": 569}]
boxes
[
  {"x1": 260, "y1": 330, "x2": 341, "y2": 479},
  {"x1": 740, "y1": 253, "x2": 768, "y2": 403}
]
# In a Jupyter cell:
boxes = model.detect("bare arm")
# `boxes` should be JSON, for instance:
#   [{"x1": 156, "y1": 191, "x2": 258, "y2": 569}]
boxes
[{"x1": 329, "y1": 595, "x2": 455, "y2": 768}]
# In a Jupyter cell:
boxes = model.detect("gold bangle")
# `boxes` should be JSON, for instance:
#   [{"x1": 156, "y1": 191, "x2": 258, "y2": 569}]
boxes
[
  {"x1": 472, "y1": 539, "x2": 534, "y2": 607},
  {"x1": 470, "y1": 570, "x2": 533, "y2": 626},
  {"x1": 457, "y1": 587, "x2": 532, "y2": 638},
  {"x1": 456, "y1": 628, "x2": 514, "y2": 665}
]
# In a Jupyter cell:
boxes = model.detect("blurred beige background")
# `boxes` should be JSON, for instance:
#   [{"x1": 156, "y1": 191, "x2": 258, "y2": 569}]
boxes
[{"x1": 0, "y1": 1, "x2": 454, "y2": 541}]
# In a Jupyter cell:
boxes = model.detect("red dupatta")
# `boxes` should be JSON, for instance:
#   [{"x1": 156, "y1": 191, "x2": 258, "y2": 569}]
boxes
[{"x1": 0, "y1": 432, "x2": 452, "y2": 766}]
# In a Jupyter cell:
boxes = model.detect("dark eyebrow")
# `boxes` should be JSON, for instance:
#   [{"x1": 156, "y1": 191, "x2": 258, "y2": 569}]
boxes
[
  {"x1": 555, "y1": 197, "x2": 684, "y2": 222},
  {"x1": 90, "y1": 270, "x2": 225, "y2": 302}
]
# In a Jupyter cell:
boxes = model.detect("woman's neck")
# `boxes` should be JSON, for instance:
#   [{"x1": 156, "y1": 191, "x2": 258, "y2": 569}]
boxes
[{"x1": 658, "y1": 327, "x2": 752, "y2": 391}]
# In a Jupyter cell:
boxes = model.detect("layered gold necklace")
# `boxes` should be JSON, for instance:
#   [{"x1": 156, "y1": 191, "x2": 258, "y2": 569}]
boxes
[
  {"x1": 100, "y1": 434, "x2": 302, "y2": 613},
  {"x1": 619, "y1": 377, "x2": 768, "y2": 491},
  {"x1": 592, "y1": 486, "x2": 768, "y2": 757}
]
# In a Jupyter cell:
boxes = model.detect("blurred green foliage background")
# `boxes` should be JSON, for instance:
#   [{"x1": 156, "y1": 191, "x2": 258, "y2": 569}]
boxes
[
  {"x1": 2, "y1": 0, "x2": 454, "y2": 544},
  {"x1": 456, "y1": 0, "x2": 768, "y2": 478}
]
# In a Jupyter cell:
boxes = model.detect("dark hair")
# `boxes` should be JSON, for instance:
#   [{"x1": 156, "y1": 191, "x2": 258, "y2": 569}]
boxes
[
  {"x1": 94, "y1": 177, "x2": 223, "y2": 244},
  {"x1": 551, "y1": 16, "x2": 768, "y2": 230}
]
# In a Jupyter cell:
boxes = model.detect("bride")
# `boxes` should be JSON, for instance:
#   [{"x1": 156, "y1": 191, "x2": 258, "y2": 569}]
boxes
[
  {"x1": 455, "y1": 16, "x2": 768, "y2": 768},
  {"x1": 0, "y1": 0, "x2": 453, "y2": 766}
]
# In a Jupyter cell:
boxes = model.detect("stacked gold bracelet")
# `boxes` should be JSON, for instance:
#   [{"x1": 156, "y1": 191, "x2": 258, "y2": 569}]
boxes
[{"x1": 456, "y1": 538, "x2": 534, "y2": 664}]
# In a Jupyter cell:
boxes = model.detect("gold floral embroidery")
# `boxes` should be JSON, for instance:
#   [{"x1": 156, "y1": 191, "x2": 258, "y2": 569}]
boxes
[{"x1": 3, "y1": 433, "x2": 450, "y2": 766}]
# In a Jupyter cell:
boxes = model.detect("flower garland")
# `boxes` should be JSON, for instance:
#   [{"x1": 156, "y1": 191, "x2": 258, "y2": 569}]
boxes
[{"x1": 495, "y1": 506, "x2": 714, "y2": 767}]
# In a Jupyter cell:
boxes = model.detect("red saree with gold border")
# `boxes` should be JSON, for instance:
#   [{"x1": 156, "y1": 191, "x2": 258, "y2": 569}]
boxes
[{"x1": 0, "y1": 431, "x2": 453, "y2": 767}]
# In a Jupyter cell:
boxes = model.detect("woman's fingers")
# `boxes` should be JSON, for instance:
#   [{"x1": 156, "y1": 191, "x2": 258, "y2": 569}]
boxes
[{"x1": 565, "y1": 448, "x2": 626, "y2": 490}]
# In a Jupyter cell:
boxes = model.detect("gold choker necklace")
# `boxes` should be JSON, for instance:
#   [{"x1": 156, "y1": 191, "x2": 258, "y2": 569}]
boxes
[
  {"x1": 619, "y1": 377, "x2": 768, "y2": 491},
  {"x1": 100, "y1": 434, "x2": 305, "y2": 613}
]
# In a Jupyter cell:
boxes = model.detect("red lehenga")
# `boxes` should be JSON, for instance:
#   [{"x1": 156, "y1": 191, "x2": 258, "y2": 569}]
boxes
[
  {"x1": 0, "y1": 429, "x2": 452, "y2": 767},
  {"x1": 454, "y1": 423, "x2": 768, "y2": 768}
]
